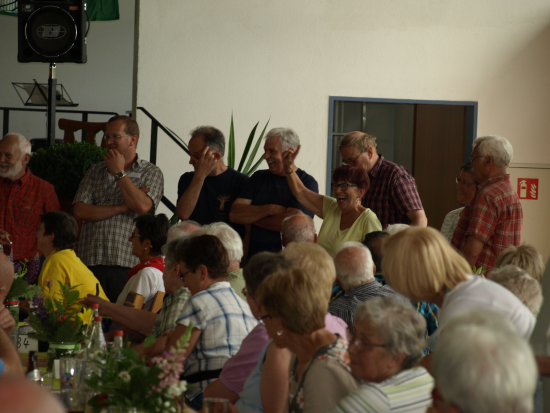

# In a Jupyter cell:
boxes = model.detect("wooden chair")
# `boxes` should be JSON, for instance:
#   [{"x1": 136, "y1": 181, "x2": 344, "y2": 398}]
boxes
[{"x1": 58, "y1": 118, "x2": 108, "y2": 147}]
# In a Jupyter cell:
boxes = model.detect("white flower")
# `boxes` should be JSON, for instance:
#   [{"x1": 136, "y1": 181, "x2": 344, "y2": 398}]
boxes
[{"x1": 118, "y1": 371, "x2": 131, "y2": 382}]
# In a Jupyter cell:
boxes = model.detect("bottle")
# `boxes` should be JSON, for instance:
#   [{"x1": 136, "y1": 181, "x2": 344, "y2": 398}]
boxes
[
  {"x1": 86, "y1": 316, "x2": 106, "y2": 357},
  {"x1": 112, "y1": 330, "x2": 124, "y2": 359},
  {"x1": 85, "y1": 304, "x2": 100, "y2": 337},
  {"x1": 26, "y1": 351, "x2": 41, "y2": 383}
]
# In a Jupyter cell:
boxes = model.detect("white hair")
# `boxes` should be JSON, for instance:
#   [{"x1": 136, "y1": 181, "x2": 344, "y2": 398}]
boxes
[
  {"x1": 265, "y1": 128, "x2": 300, "y2": 151},
  {"x1": 474, "y1": 135, "x2": 513, "y2": 168},
  {"x1": 282, "y1": 215, "x2": 316, "y2": 243},
  {"x1": 384, "y1": 224, "x2": 410, "y2": 236},
  {"x1": 334, "y1": 241, "x2": 375, "y2": 291},
  {"x1": 164, "y1": 237, "x2": 188, "y2": 269},
  {"x1": 195, "y1": 222, "x2": 243, "y2": 262},
  {"x1": 2, "y1": 133, "x2": 31, "y2": 156},
  {"x1": 490, "y1": 265, "x2": 543, "y2": 317},
  {"x1": 166, "y1": 220, "x2": 201, "y2": 244},
  {"x1": 433, "y1": 311, "x2": 538, "y2": 413}
]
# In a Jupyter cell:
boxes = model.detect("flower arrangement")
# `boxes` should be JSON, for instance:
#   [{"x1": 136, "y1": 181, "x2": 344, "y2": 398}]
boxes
[
  {"x1": 86, "y1": 326, "x2": 193, "y2": 413},
  {"x1": 6, "y1": 254, "x2": 42, "y2": 300},
  {"x1": 27, "y1": 280, "x2": 89, "y2": 343}
]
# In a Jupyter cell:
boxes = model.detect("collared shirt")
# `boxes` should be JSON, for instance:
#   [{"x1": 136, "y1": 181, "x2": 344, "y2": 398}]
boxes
[
  {"x1": 451, "y1": 174, "x2": 522, "y2": 272},
  {"x1": 227, "y1": 268, "x2": 246, "y2": 301},
  {"x1": 362, "y1": 155, "x2": 423, "y2": 228},
  {"x1": 177, "y1": 282, "x2": 257, "y2": 400},
  {"x1": 328, "y1": 281, "x2": 407, "y2": 332},
  {"x1": 151, "y1": 286, "x2": 191, "y2": 337},
  {"x1": 73, "y1": 157, "x2": 164, "y2": 268},
  {"x1": 0, "y1": 168, "x2": 60, "y2": 261}
]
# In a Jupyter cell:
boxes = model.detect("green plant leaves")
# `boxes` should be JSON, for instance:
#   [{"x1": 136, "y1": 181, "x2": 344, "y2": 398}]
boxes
[
  {"x1": 228, "y1": 115, "x2": 270, "y2": 176},
  {"x1": 228, "y1": 113, "x2": 236, "y2": 169}
]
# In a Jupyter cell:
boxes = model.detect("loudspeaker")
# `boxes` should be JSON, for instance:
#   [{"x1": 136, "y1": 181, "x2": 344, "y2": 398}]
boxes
[{"x1": 18, "y1": 0, "x2": 87, "y2": 63}]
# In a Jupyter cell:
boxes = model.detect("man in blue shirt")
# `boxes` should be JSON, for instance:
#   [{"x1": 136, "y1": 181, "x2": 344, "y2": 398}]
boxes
[{"x1": 230, "y1": 128, "x2": 318, "y2": 258}]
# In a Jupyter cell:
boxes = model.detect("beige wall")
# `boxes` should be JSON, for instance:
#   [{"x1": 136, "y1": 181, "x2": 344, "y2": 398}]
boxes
[{"x1": 135, "y1": 0, "x2": 550, "y2": 252}]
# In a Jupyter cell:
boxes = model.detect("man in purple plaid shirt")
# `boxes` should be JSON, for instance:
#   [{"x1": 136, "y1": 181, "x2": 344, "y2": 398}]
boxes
[{"x1": 338, "y1": 132, "x2": 427, "y2": 229}]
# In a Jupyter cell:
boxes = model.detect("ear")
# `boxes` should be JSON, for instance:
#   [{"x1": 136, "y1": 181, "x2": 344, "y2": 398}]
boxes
[
  {"x1": 372, "y1": 264, "x2": 377, "y2": 276},
  {"x1": 47, "y1": 232, "x2": 55, "y2": 244},
  {"x1": 172, "y1": 262, "x2": 180, "y2": 277},
  {"x1": 21, "y1": 153, "x2": 31, "y2": 167},
  {"x1": 387, "y1": 352, "x2": 407, "y2": 369},
  {"x1": 197, "y1": 264, "x2": 208, "y2": 281},
  {"x1": 273, "y1": 316, "x2": 285, "y2": 332},
  {"x1": 358, "y1": 187, "x2": 367, "y2": 199},
  {"x1": 366, "y1": 146, "x2": 374, "y2": 158},
  {"x1": 313, "y1": 234, "x2": 318, "y2": 244},
  {"x1": 129, "y1": 134, "x2": 138, "y2": 148}
]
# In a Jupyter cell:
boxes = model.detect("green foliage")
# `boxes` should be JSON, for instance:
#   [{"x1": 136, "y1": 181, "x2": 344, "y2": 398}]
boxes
[
  {"x1": 27, "y1": 142, "x2": 107, "y2": 200},
  {"x1": 472, "y1": 265, "x2": 486, "y2": 278},
  {"x1": 228, "y1": 114, "x2": 270, "y2": 176}
]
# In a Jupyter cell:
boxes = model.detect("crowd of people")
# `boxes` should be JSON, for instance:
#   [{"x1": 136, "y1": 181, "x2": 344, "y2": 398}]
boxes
[{"x1": 0, "y1": 116, "x2": 545, "y2": 412}]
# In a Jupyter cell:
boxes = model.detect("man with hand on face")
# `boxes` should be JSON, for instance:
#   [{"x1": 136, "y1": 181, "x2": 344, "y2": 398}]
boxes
[
  {"x1": 176, "y1": 126, "x2": 248, "y2": 238},
  {"x1": 230, "y1": 128, "x2": 318, "y2": 258},
  {"x1": 73, "y1": 115, "x2": 164, "y2": 302}
]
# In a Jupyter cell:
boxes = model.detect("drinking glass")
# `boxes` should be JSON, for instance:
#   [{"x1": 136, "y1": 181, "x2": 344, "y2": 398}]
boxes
[
  {"x1": 61, "y1": 389, "x2": 85, "y2": 413},
  {"x1": 203, "y1": 398, "x2": 228, "y2": 413},
  {"x1": 41, "y1": 372, "x2": 54, "y2": 391}
]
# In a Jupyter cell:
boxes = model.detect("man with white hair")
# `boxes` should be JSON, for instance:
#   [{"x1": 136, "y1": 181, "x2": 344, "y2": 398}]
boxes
[
  {"x1": 281, "y1": 214, "x2": 317, "y2": 246},
  {"x1": 452, "y1": 135, "x2": 522, "y2": 272},
  {"x1": 491, "y1": 265, "x2": 543, "y2": 317},
  {"x1": 230, "y1": 128, "x2": 318, "y2": 257},
  {"x1": 429, "y1": 310, "x2": 538, "y2": 413},
  {"x1": 328, "y1": 241, "x2": 405, "y2": 331},
  {"x1": 0, "y1": 133, "x2": 60, "y2": 261}
]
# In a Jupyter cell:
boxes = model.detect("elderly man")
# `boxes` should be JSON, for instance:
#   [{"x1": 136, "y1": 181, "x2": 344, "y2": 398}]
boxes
[
  {"x1": 176, "y1": 126, "x2": 248, "y2": 238},
  {"x1": 451, "y1": 135, "x2": 522, "y2": 272},
  {"x1": 73, "y1": 115, "x2": 164, "y2": 302},
  {"x1": 281, "y1": 214, "x2": 317, "y2": 246},
  {"x1": 0, "y1": 133, "x2": 60, "y2": 261},
  {"x1": 230, "y1": 128, "x2": 318, "y2": 257},
  {"x1": 338, "y1": 132, "x2": 426, "y2": 228},
  {"x1": 429, "y1": 311, "x2": 538, "y2": 413},
  {"x1": 328, "y1": 242, "x2": 405, "y2": 331}
]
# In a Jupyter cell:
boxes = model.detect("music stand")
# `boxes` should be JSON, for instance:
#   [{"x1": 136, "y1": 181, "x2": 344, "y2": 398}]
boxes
[{"x1": 13, "y1": 81, "x2": 78, "y2": 107}]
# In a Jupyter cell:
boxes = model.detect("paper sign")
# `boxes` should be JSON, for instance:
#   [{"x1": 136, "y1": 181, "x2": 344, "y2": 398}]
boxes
[{"x1": 518, "y1": 178, "x2": 539, "y2": 200}]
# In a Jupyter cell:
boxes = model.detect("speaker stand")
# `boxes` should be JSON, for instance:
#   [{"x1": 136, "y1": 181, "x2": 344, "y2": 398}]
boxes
[{"x1": 46, "y1": 62, "x2": 57, "y2": 147}]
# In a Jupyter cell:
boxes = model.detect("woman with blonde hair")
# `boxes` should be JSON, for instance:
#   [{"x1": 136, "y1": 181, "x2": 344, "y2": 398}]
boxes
[
  {"x1": 381, "y1": 226, "x2": 535, "y2": 340},
  {"x1": 495, "y1": 244, "x2": 545, "y2": 286}
]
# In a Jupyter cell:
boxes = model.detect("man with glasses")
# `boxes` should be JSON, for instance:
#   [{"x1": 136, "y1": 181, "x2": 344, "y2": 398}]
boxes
[
  {"x1": 176, "y1": 126, "x2": 248, "y2": 239},
  {"x1": 338, "y1": 131, "x2": 426, "y2": 229},
  {"x1": 73, "y1": 115, "x2": 164, "y2": 301},
  {"x1": 451, "y1": 135, "x2": 522, "y2": 273}
]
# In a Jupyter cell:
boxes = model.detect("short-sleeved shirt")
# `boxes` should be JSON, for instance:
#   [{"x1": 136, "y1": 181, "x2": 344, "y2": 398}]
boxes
[
  {"x1": 440, "y1": 207, "x2": 463, "y2": 243},
  {"x1": 0, "y1": 168, "x2": 60, "y2": 261},
  {"x1": 238, "y1": 169, "x2": 318, "y2": 257},
  {"x1": 318, "y1": 197, "x2": 382, "y2": 256},
  {"x1": 177, "y1": 282, "x2": 257, "y2": 400},
  {"x1": 151, "y1": 286, "x2": 191, "y2": 337},
  {"x1": 177, "y1": 167, "x2": 248, "y2": 238},
  {"x1": 73, "y1": 157, "x2": 164, "y2": 268},
  {"x1": 451, "y1": 174, "x2": 522, "y2": 272},
  {"x1": 115, "y1": 266, "x2": 165, "y2": 311},
  {"x1": 362, "y1": 155, "x2": 423, "y2": 229},
  {"x1": 329, "y1": 367, "x2": 434, "y2": 413}
]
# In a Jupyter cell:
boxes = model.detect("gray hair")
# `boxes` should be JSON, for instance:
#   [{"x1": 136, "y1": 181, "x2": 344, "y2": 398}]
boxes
[
  {"x1": 355, "y1": 297, "x2": 426, "y2": 370},
  {"x1": 384, "y1": 224, "x2": 410, "y2": 236},
  {"x1": 162, "y1": 220, "x2": 201, "y2": 256},
  {"x1": 282, "y1": 215, "x2": 316, "y2": 243},
  {"x1": 265, "y1": 128, "x2": 300, "y2": 151},
  {"x1": 195, "y1": 222, "x2": 243, "y2": 262},
  {"x1": 164, "y1": 237, "x2": 189, "y2": 269},
  {"x1": 190, "y1": 126, "x2": 225, "y2": 156},
  {"x1": 490, "y1": 265, "x2": 543, "y2": 317},
  {"x1": 433, "y1": 311, "x2": 537, "y2": 413},
  {"x1": 495, "y1": 244, "x2": 544, "y2": 286},
  {"x1": 474, "y1": 135, "x2": 513, "y2": 168},
  {"x1": 2, "y1": 133, "x2": 31, "y2": 156},
  {"x1": 334, "y1": 242, "x2": 375, "y2": 291}
]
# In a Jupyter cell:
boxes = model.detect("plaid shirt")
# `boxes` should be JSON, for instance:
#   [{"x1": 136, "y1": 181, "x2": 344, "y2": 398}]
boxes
[
  {"x1": 0, "y1": 168, "x2": 60, "y2": 260},
  {"x1": 177, "y1": 282, "x2": 257, "y2": 400},
  {"x1": 73, "y1": 157, "x2": 164, "y2": 267},
  {"x1": 451, "y1": 174, "x2": 522, "y2": 272},
  {"x1": 151, "y1": 286, "x2": 191, "y2": 337},
  {"x1": 362, "y1": 155, "x2": 423, "y2": 228}
]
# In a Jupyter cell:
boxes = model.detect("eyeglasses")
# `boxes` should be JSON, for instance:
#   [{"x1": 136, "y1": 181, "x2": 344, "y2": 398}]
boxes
[
  {"x1": 331, "y1": 183, "x2": 358, "y2": 191},
  {"x1": 455, "y1": 176, "x2": 477, "y2": 186},
  {"x1": 258, "y1": 314, "x2": 271, "y2": 325},
  {"x1": 468, "y1": 155, "x2": 487, "y2": 163},
  {"x1": 102, "y1": 134, "x2": 131, "y2": 142},
  {"x1": 341, "y1": 151, "x2": 364, "y2": 166},
  {"x1": 179, "y1": 270, "x2": 192, "y2": 281},
  {"x1": 349, "y1": 335, "x2": 387, "y2": 351}
]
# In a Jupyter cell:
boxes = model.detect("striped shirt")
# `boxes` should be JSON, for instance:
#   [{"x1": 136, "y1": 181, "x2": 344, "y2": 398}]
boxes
[
  {"x1": 328, "y1": 281, "x2": 408, "y2": 332},
  {"x1": 329, "y1": 367, "x2": 434, "y2": 413},
  {"x1": 177, "y1": 281, "x2": 257, "y2": 400},
  {"x1": 151, "y1": 286, "x2": 191, "y2": 337}
]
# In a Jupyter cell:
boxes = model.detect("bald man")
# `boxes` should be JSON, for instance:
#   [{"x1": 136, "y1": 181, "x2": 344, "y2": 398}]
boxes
[
  {"x1": 0, "y1": 378, "x2": 64, "y2": 412},
  {"x1": 281, "y1": 214, "x2": 317, "y2": 246},
  {"x1": 0, "y1": 133, "x2": 60, "y2": 261}
]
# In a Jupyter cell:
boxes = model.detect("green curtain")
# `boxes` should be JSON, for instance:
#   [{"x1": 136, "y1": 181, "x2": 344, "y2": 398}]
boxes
[{"x1": 88, "y1": 0, "x2": 120, "y2": 21}]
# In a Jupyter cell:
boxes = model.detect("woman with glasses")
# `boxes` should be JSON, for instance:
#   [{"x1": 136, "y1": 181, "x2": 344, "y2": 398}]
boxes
[
  {"x1": 329, "y1": 297, "x2": 433, "y2": 413},
  {"x1": 282, "y1": 150, "x2": 381, "y2": 256},
  {"x1": 440, "y1": 164, "x2": 478, "y2": 242}
]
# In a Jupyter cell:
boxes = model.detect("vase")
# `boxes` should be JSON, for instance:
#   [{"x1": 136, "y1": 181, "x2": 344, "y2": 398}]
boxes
[
  {"x1": 4, "y1": 299, "x2": 19, "y2": 348},
  {"x1": 46, "y1": 342, "x2": 80, "y2": 373}
]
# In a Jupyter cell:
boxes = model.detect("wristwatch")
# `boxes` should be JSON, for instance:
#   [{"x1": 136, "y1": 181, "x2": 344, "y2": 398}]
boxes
[{"x1": 115, "y1": 171, "x2": 127, "y2": 180}]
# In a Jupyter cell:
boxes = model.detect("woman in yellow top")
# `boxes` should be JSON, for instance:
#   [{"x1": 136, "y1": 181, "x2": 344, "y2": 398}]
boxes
[
  {"x1": 37, "y1": 211, "x2": 108, "y2": 304},
  {"x1": 283, "y1": 148, "x2": 382, "y2": 256}
]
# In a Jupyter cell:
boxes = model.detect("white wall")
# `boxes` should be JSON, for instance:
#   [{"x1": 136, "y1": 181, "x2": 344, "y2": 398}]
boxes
[
  {"x1": 133, "y1": 0, "x2": 550, "y2": 247},
  {"x1": 0, "y1": 0, "x2": 135, "y2": 140}
]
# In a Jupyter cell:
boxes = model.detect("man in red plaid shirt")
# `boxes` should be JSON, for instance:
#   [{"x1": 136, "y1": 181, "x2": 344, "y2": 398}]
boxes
[
  {"x1": 338, "y1": 132, "x2": 427, "y2": 229},
  {"x1": 0, "y1": 133, "x2": 60, "y2": 261},
  {"x1": 451, "y1": 135, "x2": 522, "y2": 273}
]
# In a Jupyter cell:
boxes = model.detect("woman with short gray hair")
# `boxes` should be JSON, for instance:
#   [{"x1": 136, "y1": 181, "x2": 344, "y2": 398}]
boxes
[{"x1": 329, "y1": 297, "x2": 433, "y2": 413}]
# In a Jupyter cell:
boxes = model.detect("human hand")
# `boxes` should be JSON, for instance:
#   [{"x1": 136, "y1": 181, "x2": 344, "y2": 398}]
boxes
[
  {"x1": 0, "y1": 304, "x2": 15, "y2": 335},
  {"x1": 269, "y1": 204, "x2": 287, "y2": 216},
  {"x1": 282, "y1": 145, "x2": 301, "y2": 174},
  {"x1": 0, "y1": 229, "x2": 12, "y2": 246},
  {"x1": 139, "y1": 186, "x2": 149, "y2": 193},
  {"x1": 104, "y1": 149, "x2": 126, "y2": 176},
  {"x1": 193, "y1": 146, "x2": 217, "y2": 178},
  {"x1": 82, "y1": 294, "x2": 110, "y2": 317}
]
